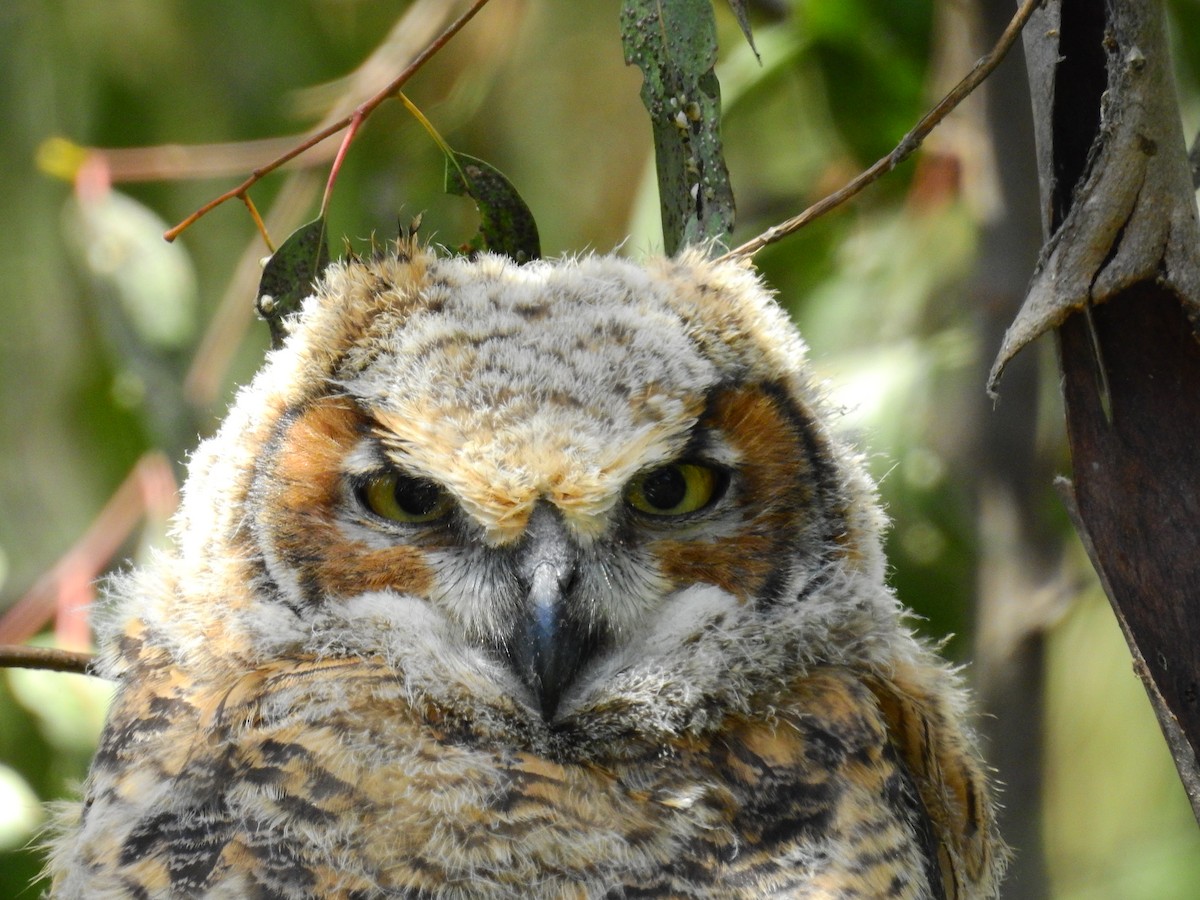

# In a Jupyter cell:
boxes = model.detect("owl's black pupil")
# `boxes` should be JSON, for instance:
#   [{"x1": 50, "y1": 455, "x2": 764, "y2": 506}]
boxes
[
  {"x1": 641, "y1": 467, "x2": 687, "y2": 510},
  {"x1": 395, "y1": 477, "x2": 443, "y2": 516}
]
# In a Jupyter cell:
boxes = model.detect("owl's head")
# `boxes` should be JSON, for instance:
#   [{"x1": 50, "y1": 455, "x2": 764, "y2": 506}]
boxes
[{"x1": 129, "y1": 243, "x2": 908, "y2": 741}]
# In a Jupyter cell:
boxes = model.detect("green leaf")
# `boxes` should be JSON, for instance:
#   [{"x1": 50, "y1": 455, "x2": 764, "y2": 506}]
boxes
[
  {"x1": 724, "y1": 0, "x2": 759, "y2": 60},
  {"x1": 444, "y1": 153, "x2": 541, "y2": 262},
  {"x1": 620, "y1": 0, "x2": 735, "y2": 255},
  {"x1": 256, "y1": 216, "x2": 330, "y2": 350}
]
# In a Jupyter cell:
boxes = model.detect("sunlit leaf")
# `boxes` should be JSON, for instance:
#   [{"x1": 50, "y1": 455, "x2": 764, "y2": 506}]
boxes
[
  {"x1": 65, "y1": 190, "x2": 198, "y2": 350},
  {"x1": 6, "y1": 665, "x2": 113, "y2": 755},
  {"x1": 35, "y1": 137, "x2": 90, "y2": 182},
  {"x1": 256, "y1": 216, "x2": 330, "y2": 350},
  {"x1": 444, "y1": 153, "x2": 541, "y2": 262},
  {"x1": 0, "y1": 764, "x2": 42, "y2": 850}
]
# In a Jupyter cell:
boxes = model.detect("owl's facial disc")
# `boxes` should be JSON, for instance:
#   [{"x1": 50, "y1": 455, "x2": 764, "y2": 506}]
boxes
[{"x1": 251, "y1": 253, "x2": 845, "y2": 723}]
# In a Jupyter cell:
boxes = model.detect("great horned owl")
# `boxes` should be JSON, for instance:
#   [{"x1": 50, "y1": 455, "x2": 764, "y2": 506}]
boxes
[{"x1": 47, "y1": 243, "x2": 1006, "y2": 898}]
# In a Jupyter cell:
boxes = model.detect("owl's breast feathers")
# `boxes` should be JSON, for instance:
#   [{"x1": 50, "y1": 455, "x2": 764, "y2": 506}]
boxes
[{"x1": 51, "y1": 620, "x2": 1000, "y2": 899}]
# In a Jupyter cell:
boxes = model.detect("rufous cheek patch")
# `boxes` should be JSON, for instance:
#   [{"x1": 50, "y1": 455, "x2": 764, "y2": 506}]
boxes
[
  {"x1": 260, "y1": 399, "x2": 435, "y2": 602},
  {"x1": 654, "y1": 386, "x2": 815, "y2": 600}
]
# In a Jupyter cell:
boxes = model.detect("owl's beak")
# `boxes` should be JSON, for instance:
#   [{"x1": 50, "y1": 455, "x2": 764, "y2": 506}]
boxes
[{"x1": 510, "y1": 504, "x2": 593, "y2": 721}]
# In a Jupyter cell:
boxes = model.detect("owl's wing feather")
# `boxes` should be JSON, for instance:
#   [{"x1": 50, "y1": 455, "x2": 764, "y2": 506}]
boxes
[
  {"x1": 866, "y1": 662, "x2": 1007, "y2": 900},
  {"x1": 657, "y1": 668, "x2": 949, "y2": 900}
]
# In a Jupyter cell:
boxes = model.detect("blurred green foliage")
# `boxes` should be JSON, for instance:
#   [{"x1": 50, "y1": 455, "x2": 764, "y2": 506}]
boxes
[{"x1": 2, "y1": 1, "x2": 1199, "y2": 897}]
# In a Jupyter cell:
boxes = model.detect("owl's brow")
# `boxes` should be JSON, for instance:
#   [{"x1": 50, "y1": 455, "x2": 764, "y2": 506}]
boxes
[
  {"x1": 363, "y1": 421, "x2": 430, "y2": 473},
  {"x1": 674, "y1": 382, "x2": 755, "y2": 467}
]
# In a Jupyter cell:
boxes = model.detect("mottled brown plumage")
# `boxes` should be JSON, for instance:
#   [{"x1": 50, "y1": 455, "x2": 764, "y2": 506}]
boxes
[{"x1": 48, "y1": 244, "x2": 1006, "y2": 898}]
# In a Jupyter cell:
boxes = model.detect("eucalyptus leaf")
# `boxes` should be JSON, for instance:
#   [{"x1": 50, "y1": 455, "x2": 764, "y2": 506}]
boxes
[
  {"x1": 725, "y1": 0, "x2": 759, "y2": 60},
  {"x1": 445, "y1": 152, "x2": 541, "y2": 262},
  {"x1": 256, "y1": 216, "x2": 330, "y2": 350},
  {"x1": 620, "y1": 0, "x2": 735, "y2": 254},
  {"x1": 66, "y1": 189, "x2": 197, "y2": 350}
]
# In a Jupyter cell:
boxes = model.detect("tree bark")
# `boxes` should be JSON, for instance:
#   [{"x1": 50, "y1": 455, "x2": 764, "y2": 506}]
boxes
[{"x1": 995, "y1": 0, "x2": 1200, "y2": 824}]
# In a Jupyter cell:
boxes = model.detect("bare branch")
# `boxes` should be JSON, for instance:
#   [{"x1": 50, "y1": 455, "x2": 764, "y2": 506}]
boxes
[
  {"x1": 37, "y1": 134, "x2": 327, "y2": 184},
  {"x1": 0, "y1": 644, "x2": 99, "y2": 677},
  {"x1": 720, "y1": 0, "x2": 1042, "y2": 262},
  {"x1": 163, "y1": 0, "x2": 494, "y2": 242}
]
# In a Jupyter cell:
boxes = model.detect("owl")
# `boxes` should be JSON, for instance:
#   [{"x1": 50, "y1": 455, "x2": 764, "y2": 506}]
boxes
[{"x1": 47, "y1": 242, "x2": 1006, "y2": 899}]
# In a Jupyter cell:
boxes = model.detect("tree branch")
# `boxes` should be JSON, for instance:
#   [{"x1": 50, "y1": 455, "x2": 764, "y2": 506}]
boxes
[
  {"x1": 0, "y1": 644, "x2": 99, "y2": 677},
  {"x1": 163, "y1": 0, "x2": 494, "y2": 242},
  {"x1": 1018, "y1": 0, "x2": 1200, "y2": 826},
  {"x1": 720, "y1": 0, "x2": 1042, "y2": 261}
]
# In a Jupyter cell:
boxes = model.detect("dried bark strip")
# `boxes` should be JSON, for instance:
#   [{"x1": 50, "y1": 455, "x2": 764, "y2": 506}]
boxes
[
  {"x1": 989, "y1": 0, "x2": 1200, "y2": 391},
  {"x1": 1002, "y1": 0, "x2": 1200, "y2": 823}
]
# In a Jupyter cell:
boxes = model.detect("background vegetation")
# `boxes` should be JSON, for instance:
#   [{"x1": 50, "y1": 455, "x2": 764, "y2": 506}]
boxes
[{"x1": 2, "y1": 1, "x2": 1200, "y2": 896}]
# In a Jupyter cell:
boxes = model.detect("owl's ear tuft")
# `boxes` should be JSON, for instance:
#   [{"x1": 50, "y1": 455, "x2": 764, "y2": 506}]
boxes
[{"x1": 394, "y1": 214, "x2": 425, "y2": 262}]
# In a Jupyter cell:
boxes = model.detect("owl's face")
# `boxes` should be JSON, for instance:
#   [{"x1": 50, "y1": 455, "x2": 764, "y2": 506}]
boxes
[{"x1": 158, "y1": 246, "x2": 890, "y2": 739}]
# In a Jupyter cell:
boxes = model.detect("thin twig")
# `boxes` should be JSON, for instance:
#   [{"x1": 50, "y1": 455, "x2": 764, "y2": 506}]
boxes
[
  {"x1": 183, "y1": 175, "x2": 322, "y2": 409},
  {"x1": 0, "y1": 644, "x2": 99, "y2": 677},
  {"x1": 164, "y1": 0, "x2": 495, "y2": 242},
  {"x1": 321, "y1": 112, "x2": 365, "y2": 218},
  {"x1": 720, "y1": 0, "x2": 1043, "y2": 261},
  {"x1": 183, "y1": 4, "x2": 447, "y2": 408},
  {"x1": 37, "y1": 2, "x2": 453, "y2": 190},
  {"x1": 241, "y1": 193, "x2": 275, "y2": 252}
]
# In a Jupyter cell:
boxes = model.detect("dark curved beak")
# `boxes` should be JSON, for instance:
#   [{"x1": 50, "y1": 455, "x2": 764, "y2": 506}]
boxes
[{"x1": 509, "y1": 504, "x2": 596, "y2": 720}]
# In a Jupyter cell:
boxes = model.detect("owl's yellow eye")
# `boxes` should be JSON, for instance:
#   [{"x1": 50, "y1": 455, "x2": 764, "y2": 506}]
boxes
[
  {"x1": 625, "y1": 462, "x2": 722, "y2": 517},
  {"x1": 360, "y1": 472, "x2": 453, "y2": 524}
]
